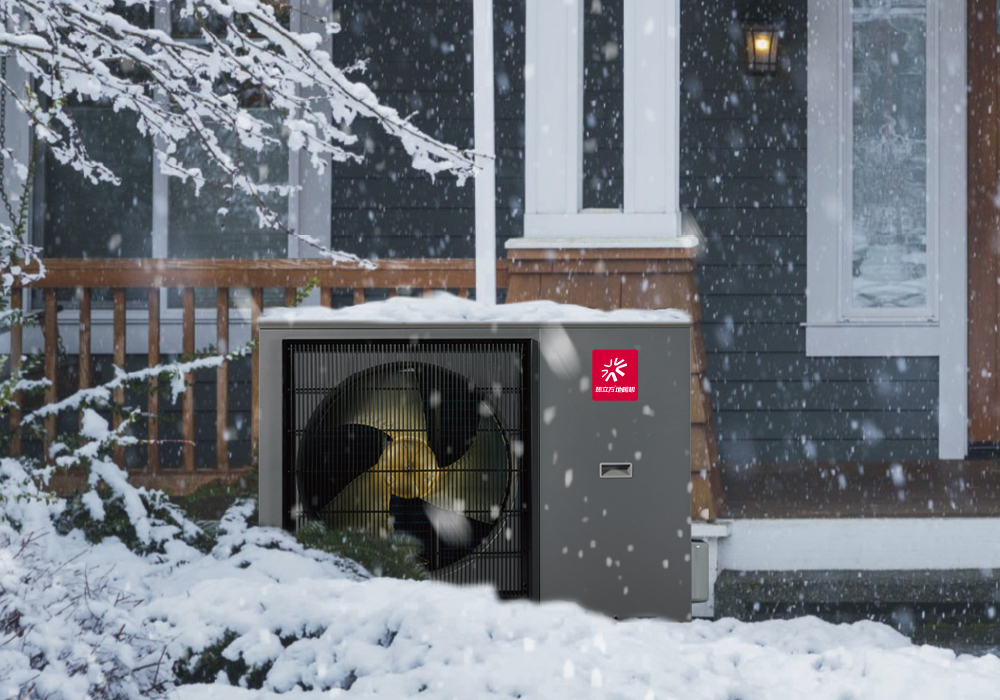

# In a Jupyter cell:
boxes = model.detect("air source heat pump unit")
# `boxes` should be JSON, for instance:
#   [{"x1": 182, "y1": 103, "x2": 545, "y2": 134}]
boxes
[{"x1": 259, "y1": 297, "x2": 691, "y2": 621}]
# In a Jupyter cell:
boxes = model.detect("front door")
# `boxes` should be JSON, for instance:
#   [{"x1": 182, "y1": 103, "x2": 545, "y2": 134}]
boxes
[{"x1": 968, "y1": 0, "x2": 1000, "y2": 450}]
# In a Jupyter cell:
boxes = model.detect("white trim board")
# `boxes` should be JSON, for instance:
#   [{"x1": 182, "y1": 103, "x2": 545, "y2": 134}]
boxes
[
  {"x1": 524, "y1": 0, "x2": 681, "y2": 240},
  {"x1": 505, "y1": 234, "x2": 698, "y2": 250},
  {"x1": 719, "y1": 519, "x2": 1000, "y2": 572},
  {"x1": 805, "y1": 0, "x2": 967, "y2": 459}
]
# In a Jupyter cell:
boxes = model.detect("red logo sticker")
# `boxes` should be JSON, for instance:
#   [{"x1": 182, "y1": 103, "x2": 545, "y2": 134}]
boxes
[{"x1": 592, "y1": 349, "x2": 638, "y2": 401}]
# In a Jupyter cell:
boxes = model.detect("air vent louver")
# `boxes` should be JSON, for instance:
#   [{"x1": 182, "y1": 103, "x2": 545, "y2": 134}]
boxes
[{"x1": 284, "y1": 340, "x2": 531, "y2": 597}]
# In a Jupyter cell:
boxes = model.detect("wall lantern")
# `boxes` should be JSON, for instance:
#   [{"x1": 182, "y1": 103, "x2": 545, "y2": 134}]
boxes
[{"x1": 744, "y1": 24, "x2": 780, "y2": 75}]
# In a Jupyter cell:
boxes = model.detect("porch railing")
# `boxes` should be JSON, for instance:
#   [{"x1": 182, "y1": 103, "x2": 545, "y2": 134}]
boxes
[{"x1": 6, "y1": 258, "x2": 509, "y2": 492}]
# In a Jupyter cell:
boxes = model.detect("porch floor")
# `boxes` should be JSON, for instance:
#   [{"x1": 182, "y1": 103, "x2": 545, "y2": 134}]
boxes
[{"x1": 720, "y1": 460, "x2": 1000, "y2": 518}]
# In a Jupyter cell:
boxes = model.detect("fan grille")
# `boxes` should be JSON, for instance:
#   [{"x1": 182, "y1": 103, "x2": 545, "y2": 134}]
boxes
[{"x1": 284, "y1": 339, "x2": 532, "y2": 598}]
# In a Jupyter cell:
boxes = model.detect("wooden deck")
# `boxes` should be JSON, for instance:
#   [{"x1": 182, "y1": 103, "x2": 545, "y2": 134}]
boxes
[{"x1": 722, "y1": 460, "x2": 1000, "y2": 518}]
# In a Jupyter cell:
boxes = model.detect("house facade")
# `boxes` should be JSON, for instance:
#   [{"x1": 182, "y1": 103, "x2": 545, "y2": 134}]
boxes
[{"x1": 6, "y1": 0, "x2": 1000, "y2": 617}]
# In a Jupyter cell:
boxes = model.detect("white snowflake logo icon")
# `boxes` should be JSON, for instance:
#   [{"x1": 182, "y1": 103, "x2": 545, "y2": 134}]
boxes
[{"x1": 601, "y1": 358, "x2": 627, "y2": 382}]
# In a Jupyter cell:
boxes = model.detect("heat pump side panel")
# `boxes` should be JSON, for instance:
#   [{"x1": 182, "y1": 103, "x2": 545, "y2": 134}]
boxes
[
  {"x1": 259, "y1": 325, "x2": 285, "y2": 528},
  {"x1": 537, "y1": 326, "x2": 691, "y2": 620}
]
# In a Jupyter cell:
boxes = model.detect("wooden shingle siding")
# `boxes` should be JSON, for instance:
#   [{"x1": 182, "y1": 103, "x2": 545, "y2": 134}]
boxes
[
  {"x1": 681, "y1": 0, "x2": 939, "y2": 468},
  {"x1": 328, "y1": 0, "x2": 525, "y2": 263}
]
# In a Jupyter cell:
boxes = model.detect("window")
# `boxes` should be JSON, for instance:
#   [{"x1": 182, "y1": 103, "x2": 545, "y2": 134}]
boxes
[
  {"x1": 805, "y1": 0, "x2": 966, "y2": 457},
  {"x1": 166, "y1": 1, "x2": 291, "y2": 267},
  {"x1": 850, "y1": 0, "x2": 930, "y2": 315},
  {"x1": 520, "y1": 0, "x2": 681, "y2": 242}
]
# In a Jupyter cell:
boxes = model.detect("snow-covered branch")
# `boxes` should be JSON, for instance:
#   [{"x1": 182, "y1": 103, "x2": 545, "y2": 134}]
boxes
[{"x1": 24, "y1": 345, "x2": 252, "y2": 424}]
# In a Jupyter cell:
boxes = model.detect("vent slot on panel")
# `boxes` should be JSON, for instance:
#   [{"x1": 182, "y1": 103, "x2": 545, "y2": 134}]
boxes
[
  {"x1": 600, "y1": 462, "x2": 632, "y2": 478},
  {"x1": 284, "y1": 340, "x2": 532, "y2": 598}
]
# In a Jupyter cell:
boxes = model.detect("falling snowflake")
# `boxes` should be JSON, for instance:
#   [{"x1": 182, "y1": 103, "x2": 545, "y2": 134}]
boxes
[{"x1": 601, "y1": 358, "x2": 627, "y2": 382}]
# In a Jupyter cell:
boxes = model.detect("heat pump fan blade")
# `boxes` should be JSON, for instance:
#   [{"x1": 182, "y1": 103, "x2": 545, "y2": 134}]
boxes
[
  {"x1": 296, "y1": 424, "x2": 389, "y2": 519},
  {"x1": 340, "y1": 369, "x2": 427, "y2": 440},
  {"x1": 321, "y1": 471, "x2": 392, "y2": 536},
  {"x1": 423, "y1": 415, "x2": 508, "y2": 524}
]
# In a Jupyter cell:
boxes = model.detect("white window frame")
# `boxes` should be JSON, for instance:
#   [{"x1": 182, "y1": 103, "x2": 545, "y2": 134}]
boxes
[
  {"x1": 4, "y1": 0, "x2": 331, "y2": 357},
  {"x1": 518, "y1": 0, "x2": 684, "y2": 246},
  {"x1": 806, "y1": 0, "x2": 967, "y2": 458}
]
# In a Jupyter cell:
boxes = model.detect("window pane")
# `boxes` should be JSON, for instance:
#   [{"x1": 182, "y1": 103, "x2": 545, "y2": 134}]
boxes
[
  {"x1": 168, "y1": 109, "x2": 288, "y2": 261},
  {"x1": 167, "y1": 109, "x2": 288, "y2": 308},
  {"x1": 851, "y1": 0, "x2": 927, "y2": 309},
  {"x1": 37, "y1": 107, "x2": 153, "y2": 260},
  {"x1": 582, "y1": 0, "x2": 623, "y2": 210},
  {"x1": 171, "y1": 0, "x2": 290, "y2": 39}
]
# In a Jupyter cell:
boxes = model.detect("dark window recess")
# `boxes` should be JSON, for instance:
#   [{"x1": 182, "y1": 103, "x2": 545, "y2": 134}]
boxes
[
  {"x1": 284, "y1": 340, "x2": 532, "y2": 598},
  {"x1": 167, "y1": 107, "x2": 288, "y2": 309},
  {"x1": 327, "y1": 0, "x2": 476, "y2": 261},
  {"x1": 36, "y1": 107, "x2": 153, "y2": 261},
  {"x1": 583, "y1": 0, "x2": 624, "y2": 210},
  {"x1": 33, "y1": 107, "x2": 153, "y2": 311}
]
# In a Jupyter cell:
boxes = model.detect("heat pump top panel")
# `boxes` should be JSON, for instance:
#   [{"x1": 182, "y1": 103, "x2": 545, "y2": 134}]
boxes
[{"x1": 257, "y1": 294, "x2": 690, "y2": 330}]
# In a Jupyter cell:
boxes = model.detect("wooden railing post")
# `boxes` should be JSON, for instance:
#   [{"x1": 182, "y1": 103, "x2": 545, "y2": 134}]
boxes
[
  {"x1": 320, "y1": 287, "x2": 332, "y2": 308},
  {"x1": 43, "y1": 289, "x2": 57, "y2": 461},
  {"x1": 78, "y1": 288, "x2": 91, "y2": 424},
  {"x1": 147, "y1": 289, "x2": 160, "y2": 474},
  {"x1": 216, "y1": 287, "x2": 229, "y2": 471},
  {"x1": 182, "y1": 287, "x2": 195, "y2": 472},
  {"x1": 9, "y1": 286, "x2": 22, "y2": 457},
  {"x1": 113, "y1": 288, "x2": 126, "y2": 468},
  {"x1": 250, "y1": 287, "x2": 263, "y2": 466}
]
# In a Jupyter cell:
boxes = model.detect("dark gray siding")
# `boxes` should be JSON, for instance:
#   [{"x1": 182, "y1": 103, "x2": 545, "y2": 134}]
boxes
[
  {"x1": 680, "y1": 0, "x2": 939, "y2": 470},
  {"x1": 328, "y1": 1, "x2": 524, "y2": 264}
]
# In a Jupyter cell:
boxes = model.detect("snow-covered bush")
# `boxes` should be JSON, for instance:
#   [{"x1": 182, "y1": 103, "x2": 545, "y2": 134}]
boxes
[
  {"x1": 0, "y1": 457, "x2": 165, "y2": 699},
  {"x1": 295, "y1": 521, "x2": 428, "y2": 581},
  {"x1": 56, "y1": 484, "x2": 216, "y2": 556},
  {"x1": 0, "y1": 527, "x2": 166, "y2": 700}
]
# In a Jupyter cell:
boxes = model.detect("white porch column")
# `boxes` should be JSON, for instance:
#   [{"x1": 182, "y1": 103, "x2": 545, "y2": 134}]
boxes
[{"x1": 474, "y1": 0, "x2": 497, "y2": 304}]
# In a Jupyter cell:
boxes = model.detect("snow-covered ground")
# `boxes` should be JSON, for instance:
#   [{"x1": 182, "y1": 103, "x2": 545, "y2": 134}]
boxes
[{"x1": 3, "y1": 458, "x2": 999, "y2": 700}]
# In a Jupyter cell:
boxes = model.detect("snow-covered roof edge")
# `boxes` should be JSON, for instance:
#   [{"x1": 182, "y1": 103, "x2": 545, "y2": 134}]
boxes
[{"x1": 260, "y1": 293, "x2": 690, "y2": 327}]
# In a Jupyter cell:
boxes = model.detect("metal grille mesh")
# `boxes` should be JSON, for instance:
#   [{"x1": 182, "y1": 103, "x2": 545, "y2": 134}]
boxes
[{"x1": 284, "y1": 340, "x2": 531, "y2": 598}]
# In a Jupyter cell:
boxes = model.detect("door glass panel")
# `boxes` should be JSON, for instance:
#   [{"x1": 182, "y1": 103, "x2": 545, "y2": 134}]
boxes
[{"x1": 851, "y1": 0, "x2": 927, "y2": 309}]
